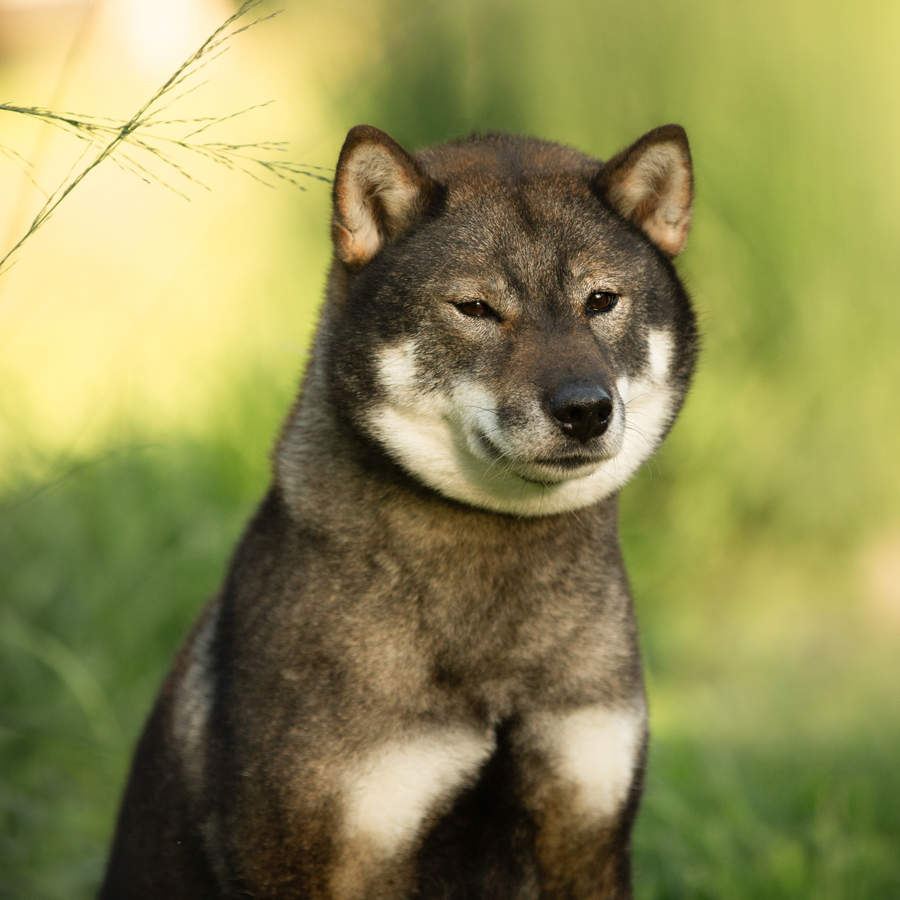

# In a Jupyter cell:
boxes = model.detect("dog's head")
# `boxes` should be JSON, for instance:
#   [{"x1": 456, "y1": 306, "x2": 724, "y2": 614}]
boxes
[{"x1": 321, "y1": 126, "x2": 697, "y2": 516}]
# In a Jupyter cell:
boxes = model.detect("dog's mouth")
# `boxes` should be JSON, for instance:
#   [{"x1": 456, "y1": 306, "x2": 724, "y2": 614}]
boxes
[
  {"x1": 515, "y1": 456, "x2": 607, "y2": 485},
  {"x1": 533, "y1": 455, "x2": 603, "y2": 470},
  {"x1": 471, "y1": 430, "x2": 608, "y2": 484}
]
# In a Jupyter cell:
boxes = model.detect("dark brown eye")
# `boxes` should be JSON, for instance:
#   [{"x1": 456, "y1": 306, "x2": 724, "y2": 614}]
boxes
[
  {"x1": 585, "y1": 291, "x2": 619, "y2": 315},
  {"x1": 454, "y1": 300, "x2": 499, "y2": 320}
]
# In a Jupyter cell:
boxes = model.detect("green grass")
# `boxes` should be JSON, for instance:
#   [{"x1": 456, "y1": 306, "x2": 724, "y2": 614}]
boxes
[
  {"x1": 2, "y1": 0, "x2": 899, "y2": 895},
  {"x1": 637, "y1": 728, "x2": 900, "y2": 899},
  {"x1": 0, "y1": 431, "x2": 273, "y2": 898}
]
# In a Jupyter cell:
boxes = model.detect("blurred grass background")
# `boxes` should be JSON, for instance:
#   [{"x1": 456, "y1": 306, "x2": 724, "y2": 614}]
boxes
[{"x1": 2, "y1": 0, "x2": 899, "y2": 896}]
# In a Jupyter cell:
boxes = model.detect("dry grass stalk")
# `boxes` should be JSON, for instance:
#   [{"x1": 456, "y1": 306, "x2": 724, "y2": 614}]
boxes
[{"x1": 0, "y1": 0, "x2": 330, "y2": 275}]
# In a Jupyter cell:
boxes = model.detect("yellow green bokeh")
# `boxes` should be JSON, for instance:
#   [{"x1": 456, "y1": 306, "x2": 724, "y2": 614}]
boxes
[{"x1": 2, "y1": 1, "x2": 898, "y2": 896}]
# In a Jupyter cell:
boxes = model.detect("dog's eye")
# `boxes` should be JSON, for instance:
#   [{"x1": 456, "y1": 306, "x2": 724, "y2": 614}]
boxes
[
  {"x1": 454, "y1": 300, "x2": 499, "y2": 320},
  {"x1": 585, "y1": 291, "x2": 619, "y2": 315}
]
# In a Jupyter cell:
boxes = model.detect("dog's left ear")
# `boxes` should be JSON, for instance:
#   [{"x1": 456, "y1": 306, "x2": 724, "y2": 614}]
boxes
[
  {"x1": 331, "y1": 125, "x2": 442, "y2": 269},
  {"x1": 594, "y1": 124, "x2": 693, "y2": 256}
]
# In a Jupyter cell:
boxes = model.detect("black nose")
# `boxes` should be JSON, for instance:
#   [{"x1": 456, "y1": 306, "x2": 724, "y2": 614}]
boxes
[{"x1": 547, "y1": 382, "x2": 613, "y2": 443}]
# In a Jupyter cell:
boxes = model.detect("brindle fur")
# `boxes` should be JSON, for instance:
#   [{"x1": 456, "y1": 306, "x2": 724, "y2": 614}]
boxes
[{"x1": 101, "y1": 125, "x2": 698, "y2": 899}]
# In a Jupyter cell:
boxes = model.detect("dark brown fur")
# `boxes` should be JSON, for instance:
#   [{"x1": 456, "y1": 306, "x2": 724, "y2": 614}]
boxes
[{"x1": 101, "y1": 125, "x2": 697, "y2": 899}]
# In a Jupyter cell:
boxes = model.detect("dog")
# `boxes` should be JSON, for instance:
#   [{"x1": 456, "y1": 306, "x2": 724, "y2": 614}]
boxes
[{"x1": 100, "y1": 123, "x2": 698, "y2": 899}]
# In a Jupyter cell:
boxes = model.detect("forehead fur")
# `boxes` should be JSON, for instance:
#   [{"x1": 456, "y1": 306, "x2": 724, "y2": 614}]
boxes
[
  {"x1": 415, "y1": 133, "x2": 600, "y2": 195},
  {"x1": 387, "y1": 151, "x2": 654, "y2": 295}
]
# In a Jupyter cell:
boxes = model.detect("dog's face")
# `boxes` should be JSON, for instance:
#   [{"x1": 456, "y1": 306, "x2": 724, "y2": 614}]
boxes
[{"x1": 325, "y1": 127, "x2": 697, "y2": 516}]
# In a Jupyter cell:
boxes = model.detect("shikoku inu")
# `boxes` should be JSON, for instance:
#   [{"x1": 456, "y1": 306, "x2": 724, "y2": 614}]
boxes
[{"x1": 101, "y1": 123, "x2": 698, "y2": 899}]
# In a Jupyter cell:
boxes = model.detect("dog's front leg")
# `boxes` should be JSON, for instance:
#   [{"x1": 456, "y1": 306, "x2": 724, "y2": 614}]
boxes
[
  {"x1": 515, "y1": 700, "x2": 648, "y2": 899},
  {"x1": 218, "y1": 722, "x2": 493, "y2": 900},
  {"x1": 328, "y1": 724, "x2": 494, "y2": 898}
]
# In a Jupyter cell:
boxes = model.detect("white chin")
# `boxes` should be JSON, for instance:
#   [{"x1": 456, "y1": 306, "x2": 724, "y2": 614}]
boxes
[
  {"x1": 508, "y1": 460, "x2": 604, "y2": 486},
  {"x1": 367, "y1": 407, "x2": 633, "y2": 516},
  {"x1": 468, "y1": 429, "x2": 606, "y2": 487}
]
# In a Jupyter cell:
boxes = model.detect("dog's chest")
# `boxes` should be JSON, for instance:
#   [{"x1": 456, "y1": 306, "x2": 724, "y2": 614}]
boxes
[{"x1": 343, "y1": 530, "x2": 628, "y2": 713}]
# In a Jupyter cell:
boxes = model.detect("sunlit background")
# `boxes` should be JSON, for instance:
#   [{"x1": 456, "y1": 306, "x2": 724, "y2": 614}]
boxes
[{"x1": 2, "y1": 0, "x2": 899, "y2": 896}]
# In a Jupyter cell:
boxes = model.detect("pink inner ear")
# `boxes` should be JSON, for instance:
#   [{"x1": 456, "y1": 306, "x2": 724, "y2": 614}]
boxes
[
  {"x1": 334, "y1": 146, "x2": 396, "y2": 266},
  {"x1": 635, "y1": 148, "x2": 692, "y2": 255},
  {"x1": 332, "y1": 137, "x2": 428, "y2": 268},
  {"x1": 604, "y1": 137, "x2": 693, "y2": 256}
]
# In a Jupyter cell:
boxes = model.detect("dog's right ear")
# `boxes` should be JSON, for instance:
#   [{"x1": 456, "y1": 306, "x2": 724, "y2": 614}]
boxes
[{"x1": 331, "y1": 125, "x2": 441, "y2": 269}]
